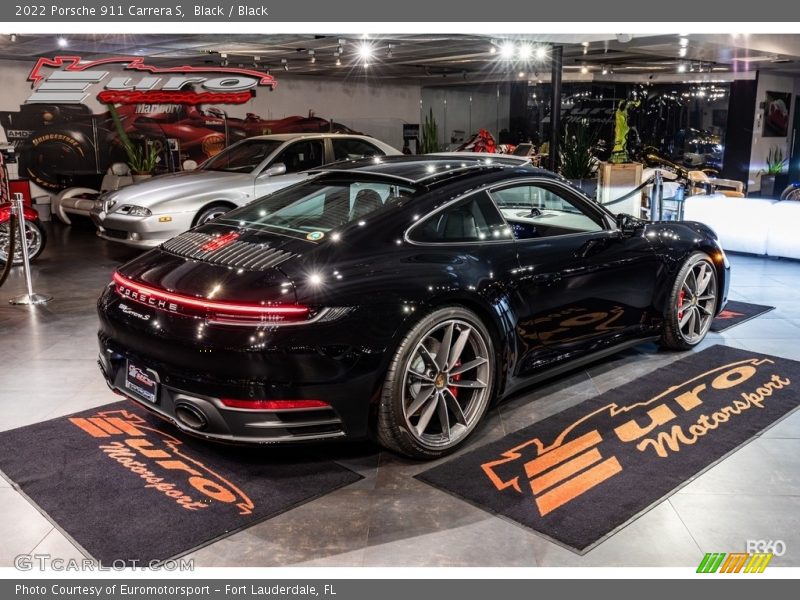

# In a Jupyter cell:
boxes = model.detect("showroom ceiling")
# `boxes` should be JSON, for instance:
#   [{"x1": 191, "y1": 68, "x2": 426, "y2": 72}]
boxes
[{"x1": 1, "y1": 33, "x2": 800, "y2": 82}]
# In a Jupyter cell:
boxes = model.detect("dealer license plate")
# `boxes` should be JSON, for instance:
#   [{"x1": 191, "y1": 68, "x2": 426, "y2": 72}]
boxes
[{"x1": 124, "y1": 360, "x2": 159, "y2": 404}]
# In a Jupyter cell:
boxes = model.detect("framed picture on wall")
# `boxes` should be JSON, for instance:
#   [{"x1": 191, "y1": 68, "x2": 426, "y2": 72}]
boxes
[{"x1": 764, "y1": 90, "x2": 792, "y2": 137}]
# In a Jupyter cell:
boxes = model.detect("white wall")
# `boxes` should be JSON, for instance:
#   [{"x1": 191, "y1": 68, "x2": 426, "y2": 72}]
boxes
[
  {"x1": 748, "y1": 72, "x2": 800, "y2": 191},
  {"x1": 421, "y1": 84, "x2": 511, "y2": 150}
]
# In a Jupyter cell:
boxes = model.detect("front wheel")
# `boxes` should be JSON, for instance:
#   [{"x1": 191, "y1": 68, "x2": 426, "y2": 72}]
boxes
[
  {"x1": 0, "y1": 220, "x2": 46, "y2": 265},
  {"x1": 193, "y1": 203, "x2": 234, "y2": 226},
  {"x1": 660, "y1": 252, "x2": 718, "y2": 350},
  {"x1": 377, "y1": 306, "x2": 495, "y2": 459}
]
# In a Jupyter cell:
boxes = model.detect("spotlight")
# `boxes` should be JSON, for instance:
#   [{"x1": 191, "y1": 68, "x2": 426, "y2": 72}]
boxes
[
  {"x1": 679, "y1": 37, "x2": 689, "y2": 47},
  {"x1": 387, "y1": 44, "x2": 394, "y2": 58},
  {"x1": 535, "y1": 46, "x2": 547, "y2": 60},
  {"x1": 500, "y1": 41, "x2": 515, "y2": 59},
  {"x1": 358, "y1": 43, "x2": 372, "y2": 60},
  {"x1": 489, "y1": 46, "x2": 497, "y2": 54},
  {"x1": 518, "y1": 71, "x2": 525, "y2": 78},
  {"x1": 281, "y1": 58, "x2": 289, "y2": 72},
  {"x1": 602, "y1": 66, "x2": 608, "y2": 75},
  {"x1": 679, "y1": 47, "x2": 687, "y2": 57},
  {"x1": 308, "y1": 50, "x2": 315, "y2": 64},
  {"x1": 253, "y1": 56, "x2": 260, "y2": 68},
  {"x1": 336, "y1": 57, "x2": 342, "y2": 66},
  {"x1": 677, "y1": 63, "x2": 687, "y2": 73},
  {"x1": 580, "y1": 65, "x2": 588, "y2": 74},
  {"x1": 220, "y1": 53, "x2": 228, "y2": 67},
  {"x1": 57, "y1": 36, "x2": 68, "y2": 48},
  {"x1": 10, "y1": 34, "x2": 16, "y2": 43},
  {"x1": 518, "y1": 44, "x2": 532, "y2": 60}
]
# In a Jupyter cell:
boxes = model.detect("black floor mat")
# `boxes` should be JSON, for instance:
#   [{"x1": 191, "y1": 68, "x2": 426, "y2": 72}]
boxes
[
  {"x1": 418, "y1": 345, "x2": 800, "y2": 553},
  {"x1": 0, "y1": 401, "x2": 361, "y2": 564},
  {"x1": 711, "y1": 301, "x2": 775, "y2": 332}
]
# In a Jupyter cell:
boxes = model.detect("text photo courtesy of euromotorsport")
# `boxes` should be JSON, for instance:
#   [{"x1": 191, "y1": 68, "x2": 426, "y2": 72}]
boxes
[
  {"x1": 19, "y1": 4, "x2": 272, "y2": 18},
  {"x1": 16, "y1": 585, "x2": 333, "y2": 597}
]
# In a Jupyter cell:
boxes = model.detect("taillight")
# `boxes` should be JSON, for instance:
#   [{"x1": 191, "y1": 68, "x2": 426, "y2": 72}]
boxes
[
  {"x1": 112, "y1": 272, "x2": 309, "y2": 324},
  {"x1": 220, "y1": 398, "x2": 330, "y2": 410}
]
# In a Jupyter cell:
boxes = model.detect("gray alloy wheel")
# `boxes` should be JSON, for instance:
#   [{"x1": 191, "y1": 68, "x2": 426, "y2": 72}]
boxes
[
  {"x1": 0, "y1": 220, "x2": 44, "y2": 265},
  {"x1": 661, "y1": 252, "x2": 718, "y2": 350},
  {"x1": 377, "y1": 306, "x2": 495, "y2": 459},
  {"x1": 194, "y1": 203, "x2": 233, "y2": 226}
]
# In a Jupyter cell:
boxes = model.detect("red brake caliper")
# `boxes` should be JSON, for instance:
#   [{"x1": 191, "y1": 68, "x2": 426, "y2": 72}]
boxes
[
  {"x1": 677, "y1": 289, "x2": 685, "y2": 321},
  {"x1": 448, "y1": 360, "x2": 461, "y2": 398}
]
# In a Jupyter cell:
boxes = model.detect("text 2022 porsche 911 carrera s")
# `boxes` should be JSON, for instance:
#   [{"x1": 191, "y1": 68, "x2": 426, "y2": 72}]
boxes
[{"x1": 97, "y1": 156, "x2": 730, "y2": 458}]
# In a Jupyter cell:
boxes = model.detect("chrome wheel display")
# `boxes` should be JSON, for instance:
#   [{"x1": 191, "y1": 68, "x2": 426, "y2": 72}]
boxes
[
  {"x1": 0, "y1": 221, "x2": 42, "y2": 265},
  {"x1": 401, "y1": 319, "x2": 491, "y2": 449},
  {"x1": 676, "y1": 259, "x2": 717, "y2": 344}
]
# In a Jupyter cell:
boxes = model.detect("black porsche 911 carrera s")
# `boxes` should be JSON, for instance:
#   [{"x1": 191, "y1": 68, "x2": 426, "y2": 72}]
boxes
[{"x1": 97, "y1": 156, "x2": 730, "y2": 458}]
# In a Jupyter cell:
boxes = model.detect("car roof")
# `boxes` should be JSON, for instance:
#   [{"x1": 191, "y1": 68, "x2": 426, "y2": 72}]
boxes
[
  {"x1": 429, "y1": 152, "x2": 531, "y2": 165},
  {"x1": 310, "y1": 155, "x2": 552, "y2": 185},
  {"x1": 244, "y1": 133, "x2": 379, "y2": 142}
]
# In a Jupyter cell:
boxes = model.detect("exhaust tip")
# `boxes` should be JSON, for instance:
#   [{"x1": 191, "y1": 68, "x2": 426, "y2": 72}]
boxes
[{"x1": 175, "y1": 403, "x2": 208, "y2": 431}]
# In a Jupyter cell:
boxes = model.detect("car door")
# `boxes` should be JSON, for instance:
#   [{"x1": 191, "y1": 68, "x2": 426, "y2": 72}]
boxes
[
  {"x1": 490, "y1": 179, "x2": 659, "y2": 378},
  {"x1": 254, "y1": 139, "x2": 326, "y2": 198}
]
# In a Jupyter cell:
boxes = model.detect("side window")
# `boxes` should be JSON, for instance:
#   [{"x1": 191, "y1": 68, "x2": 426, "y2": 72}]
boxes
[
  {"x1": 273, "y1": 140, "x2": 325, "y2": 173},
  {"x1": 410, "y1": 191, "x2": 513, "y2": 243},
  {"x1": 332, "y1": 138, "x2": 385, "y2": 161},
  {"x1": 491, "y1": 183, "x2": 604, "y2": 239}
]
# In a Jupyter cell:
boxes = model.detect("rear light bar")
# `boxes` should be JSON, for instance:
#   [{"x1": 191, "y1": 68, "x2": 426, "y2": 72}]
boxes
[
  {"x1": 220, "y1": 398, "x2": 330, "y2": 410},
  {"x1": 112, "y1": 272, "x2": 309, "y2": 323}
]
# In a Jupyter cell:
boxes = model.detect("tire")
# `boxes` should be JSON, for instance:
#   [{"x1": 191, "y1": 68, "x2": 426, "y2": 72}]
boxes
[
  {"x1": 780, "y1": 184, "x2": 800, "y2": 201},
  {"x1": 660, "y1": 251, "x2": 718, "y2": 350},
  {"x1": 0, "y1": 220, "x2": 46, "y2": 265},
  {"x1": 18, "y1": 127, "x2": 95, "y2": 191},
  {"x1": 377, "y1": 306, "x2": 495, "y2": 459},
  {"x1": 193, "y1": 203, "x2": 235, "y2": 226}
]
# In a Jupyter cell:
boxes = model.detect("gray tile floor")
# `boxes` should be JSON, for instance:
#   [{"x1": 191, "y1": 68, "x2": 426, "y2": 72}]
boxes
[{"x1": 1, "y1": 221, "x2": 799, "y2": 567}]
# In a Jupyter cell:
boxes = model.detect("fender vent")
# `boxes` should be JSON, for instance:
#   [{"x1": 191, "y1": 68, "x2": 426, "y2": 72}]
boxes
[{"x1": 161, "y1": 232, "x2": 296, "y2": 270}]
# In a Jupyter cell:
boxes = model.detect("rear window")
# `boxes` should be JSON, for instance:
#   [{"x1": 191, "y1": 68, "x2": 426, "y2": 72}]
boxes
[{"x1": 218, "y1": 177, "x2": 418, "y2": 237}]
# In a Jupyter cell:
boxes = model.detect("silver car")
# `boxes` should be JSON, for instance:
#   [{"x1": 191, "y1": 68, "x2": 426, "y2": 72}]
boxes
[{"x1": 90, "y1": 133, "x2": 400, "y2": 247}]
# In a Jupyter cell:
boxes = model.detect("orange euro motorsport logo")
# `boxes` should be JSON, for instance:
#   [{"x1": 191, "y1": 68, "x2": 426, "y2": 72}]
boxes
[
  {"x1": 697, "y1": 552, "x2": 773, "y2": 573},
  {"x1": 715, "y1": 309, "x2": 745, "y2": 320},
  {"x1": 69, "y1": 409, "x2": 254, "y2": 516},
  {"x1": 481, "y1": 358, "x2": 790, "y2": 517}
]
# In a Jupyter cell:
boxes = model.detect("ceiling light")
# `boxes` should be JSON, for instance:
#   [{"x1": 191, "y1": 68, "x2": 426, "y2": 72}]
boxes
[
  {"x1": 281, "y1": 58, "x2": 289, "y2": 72},
  {"x1": 489, "y1": 46, "x2": 497, "y2": 54},
  {"x1": 358, "y1": 43, "x2": 372, "y2": 60},
  {"x1": 387, "y1": 44, "x2": 394, "y2": 58},
  {"x1": 500, "y1": 41, "x2": 515, "y2": 59},
  {"x1": 677, "y1": 63, "x2": 687, "y2": 73},
  {"x1": 679, "y1": 47, "x2": 687, "y2": 57},
  {"x1": 308, "y1": 50, "x2": 315, "y2": 64},
  {"x1": 602, "y1": 66, "x2": 608, "y2": 75},
  {"x1": 580, "y1": 65, "x2": 589, "y2": 74},
  {"x1": 518, "y1": 44, "x2": 532, "y2": 60},
  {"x1": 336, "y1": 57, "x2": 342, "y2": 66},
  {"x1": 581, "y1": 41, "x2": 589, "y2": 47},
  {"x1": 10, "y1": 34, "x2": 16, "y2": 43},
  {"x1": 518, "y1": 71, "x2": 526, "y2": 78},
  {"x1": 57, "y1": 36, "x2": 68, "y2": 48},
  {"x1": 535, "y1": 46, "x2": 547, "y2": 60},
  {"x1": 679, "y1": 37, "x2": 689, "y2": 47}
]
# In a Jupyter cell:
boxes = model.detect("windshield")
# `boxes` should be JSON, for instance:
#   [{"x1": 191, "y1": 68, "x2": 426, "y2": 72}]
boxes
[
  {"x1": 218, "y1": 177, "x2": 419, "y2": 237},
  {"x1": 201, "y1": 139, "x2": 283, "y2": 173}
]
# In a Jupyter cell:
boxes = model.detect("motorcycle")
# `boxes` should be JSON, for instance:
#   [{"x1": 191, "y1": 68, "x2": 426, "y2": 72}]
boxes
[{"x1": 0, "y1": 201, "x2": 47, "y2": 265}]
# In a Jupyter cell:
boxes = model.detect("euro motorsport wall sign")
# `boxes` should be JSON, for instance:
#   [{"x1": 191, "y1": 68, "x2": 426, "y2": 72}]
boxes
[
  {"x1": 25, "y1": 56, "x2": 277, "y2": 106},
  {"x1": 4, "y1": 0, "x2": 800, "y2": 21}
]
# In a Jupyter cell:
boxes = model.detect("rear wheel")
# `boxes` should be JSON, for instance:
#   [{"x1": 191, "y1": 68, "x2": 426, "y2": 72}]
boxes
[
  {"x1": 780, "y1": 184, "x2": 800, "y2": 201},
  {"x1": 377, "y1": 306, "x2": 495, "y2": 459},
  {"x1": 660, "y1": 252, "x2": 718, "y2": 350}
]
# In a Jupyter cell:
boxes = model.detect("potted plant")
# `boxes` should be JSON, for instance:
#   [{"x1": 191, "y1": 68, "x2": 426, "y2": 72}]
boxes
[
  {"x1": 560, "y1": 120, "x2": 598, "y2": 198},
  {"x1": 107, "y1": 104, "x2": 160, "y2": 180},
  {"x1": 760, "y1": 146, "x2": 788, "y2": 197},
  {"x1": 420, "y1": 108, "x2": 440, "y2": 154}
]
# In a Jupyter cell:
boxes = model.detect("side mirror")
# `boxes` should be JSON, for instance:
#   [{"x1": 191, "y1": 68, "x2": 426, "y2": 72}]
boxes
[
  {"x1": 182, "y1": 160, "x2": 198, "y2": 171},
  {"x1": 616, "y1": 213, "x2": 641, "y2": 236},
  {"x1": 258, "y1": 163, "x2": 287, "y2": 179}
]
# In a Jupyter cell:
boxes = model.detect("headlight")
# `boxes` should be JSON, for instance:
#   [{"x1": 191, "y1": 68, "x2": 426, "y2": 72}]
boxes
[{"x1": 118, "y1": 205, "x2": 152, "y2": 217}]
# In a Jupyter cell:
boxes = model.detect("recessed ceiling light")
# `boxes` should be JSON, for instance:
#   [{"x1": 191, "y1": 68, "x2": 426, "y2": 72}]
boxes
[
  {"x1": 679, "y1": 37, "x2": 689, "y2": 47},
  {"x1": 358, "y1": 43, "x2": 372, "y2": 60},
  {"x1": 57, "y1": 37, "x2": 68, "y2": 48},
  {"x1": 535, "y1": 46, "x2": 547, "y2": 60},
  {"x1": 679, "y1": 47, "x2": 687, "y2": 57},
  {"x1": 677, "y1": 63, "x2": 687, "y2": 73},
  {"x1": 489, "y1": 46, "x2": 497, "y2": 54},
  {"x1": 500, "y1": 41, "x2": 515, "y2": 59},
  {"x1": 580, "y1": 65, "x2": 589, "y2": 74},
  {"x1": 518, "y1": 71, "x2": 526, "y2": 78}
]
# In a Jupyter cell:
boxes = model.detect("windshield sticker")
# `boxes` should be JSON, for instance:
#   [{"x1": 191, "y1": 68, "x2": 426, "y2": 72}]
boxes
[{"x1": 306, "y1": 231, "x2": 325, "y2": 241}]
